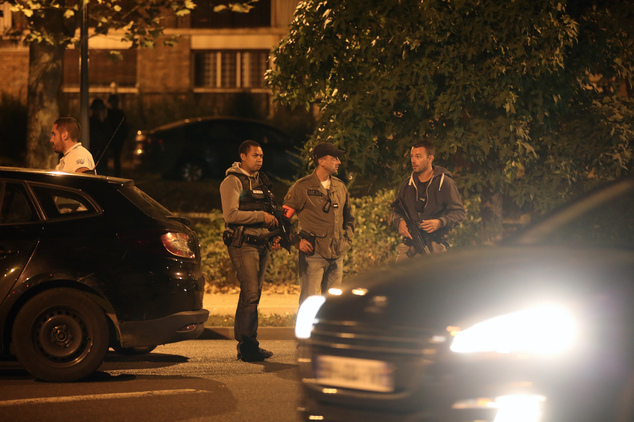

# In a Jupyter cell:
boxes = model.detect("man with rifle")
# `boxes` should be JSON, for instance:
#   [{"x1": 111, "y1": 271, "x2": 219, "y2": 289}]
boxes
[
  {"x1": 219, "y1": 140, "x2": 281, "y2": 362},
  {"x1": 392, "y1": 139, "x2": 465, "y2": 261}
]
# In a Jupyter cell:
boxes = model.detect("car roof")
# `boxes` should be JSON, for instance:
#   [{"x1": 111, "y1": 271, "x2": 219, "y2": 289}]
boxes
[
  {"x1": 0, "y1": 166, "x2": 133, "y2": 188},
  {"x1": 145, "y1": 116, "x2": 288, "y2": 135}
]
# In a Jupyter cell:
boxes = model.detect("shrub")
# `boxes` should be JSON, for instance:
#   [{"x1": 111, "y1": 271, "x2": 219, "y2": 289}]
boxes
[
  {"x1": 195, "y1": 188, "x2": 476, "y2": 292},
  {"x1": 194, "y1": 213, "x2": 238, "y2": 293}
]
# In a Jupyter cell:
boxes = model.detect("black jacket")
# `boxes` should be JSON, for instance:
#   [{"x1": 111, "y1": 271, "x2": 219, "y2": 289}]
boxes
[{"x1": 392, "y1": 166, "x2": 466, "y2": 241}]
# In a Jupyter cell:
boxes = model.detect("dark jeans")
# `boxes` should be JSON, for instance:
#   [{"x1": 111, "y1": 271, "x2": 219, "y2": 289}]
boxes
[{"x1": 227, "y1": 243, "x2": 269, "y2": 353}]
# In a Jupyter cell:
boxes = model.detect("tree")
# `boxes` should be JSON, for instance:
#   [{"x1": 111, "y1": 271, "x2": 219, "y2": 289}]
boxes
[
  {"x1": 3, "y1": 0, "x2": 197, "y2": 169},
  {"x1": 266, "y1": 0, "x2": 634, "y2": 244}
]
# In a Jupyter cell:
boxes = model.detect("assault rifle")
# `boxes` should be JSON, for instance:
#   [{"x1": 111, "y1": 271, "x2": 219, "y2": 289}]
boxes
[
  {"x1": 261, "y1": 176, "x2": 294, "y2": 253},
  {"x1": 392, "y1": 197, "x2": 431, "y2": 257}
]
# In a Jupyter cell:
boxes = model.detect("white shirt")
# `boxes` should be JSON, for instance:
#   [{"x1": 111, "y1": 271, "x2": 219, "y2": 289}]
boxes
[{"x1": 56, "y1": 142, "x2": 96, "y2": 173}]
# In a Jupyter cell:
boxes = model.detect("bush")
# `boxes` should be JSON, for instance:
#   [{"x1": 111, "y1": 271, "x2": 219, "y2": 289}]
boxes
[
  {"x1": 194, "y1": 213, "x2": 238, "y2": 293},
  {"x1": 195, "y1": 188, "x2": 476, "y2": 292},
  {"x1": 196, "y1": 189, "x2": 398, "y2": 292},
  {"x1": 343, "y1": 189, "x2": 400, "y2": 277}
]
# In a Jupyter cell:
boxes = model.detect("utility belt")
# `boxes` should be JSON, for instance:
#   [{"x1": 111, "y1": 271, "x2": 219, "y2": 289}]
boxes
[
  {"x1": 223, "y1": 226, "x2": 268, "y2": 248},
  {"x1": 243, "y1": 234, "x2": 268, "y2": 246}
]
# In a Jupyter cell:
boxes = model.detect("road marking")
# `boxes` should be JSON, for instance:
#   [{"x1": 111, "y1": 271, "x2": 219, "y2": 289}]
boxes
[{"x1": 0, "y1": 389, "x2": 207, "y2": 407}]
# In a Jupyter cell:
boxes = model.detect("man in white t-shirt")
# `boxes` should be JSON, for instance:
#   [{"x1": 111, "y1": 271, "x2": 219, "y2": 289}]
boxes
[{"x1": 50, "y1": 117, "x2": 96, "y2": 174}]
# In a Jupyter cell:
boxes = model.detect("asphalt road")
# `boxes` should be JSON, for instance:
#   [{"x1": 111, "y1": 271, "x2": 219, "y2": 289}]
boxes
[{"x1": 0, "y1": 339, "x2": 301, "y2": 422}]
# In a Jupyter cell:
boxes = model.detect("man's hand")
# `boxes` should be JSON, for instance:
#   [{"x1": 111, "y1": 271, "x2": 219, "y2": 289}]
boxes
[
  {"x1": 264, "y1": 212, "x2": 279, "y2": 228},
  {"x1": 271, "y1": 236, "x2": 282, "y2": 251},
  {"x1": 420, "y1": 219, "x2": 442, "y2": 233},
  {"x1": 398, "y1": 220, "x2": 412, "y2": 239},
  {"x1": 299, "y1": 238, "x2": 314, "y2": 254}
]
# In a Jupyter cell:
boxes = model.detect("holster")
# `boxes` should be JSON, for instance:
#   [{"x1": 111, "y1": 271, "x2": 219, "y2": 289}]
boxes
[
  {"x1": 223, "y1": 226, "x2": 244, "y2": 247},
  {"x1": 299, "y1": 229, "x2": 316, "y2": 255}
]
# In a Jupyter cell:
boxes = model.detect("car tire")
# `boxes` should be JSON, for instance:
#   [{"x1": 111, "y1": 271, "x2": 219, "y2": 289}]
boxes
[
  {"x1": 176, "y1": 161, "x2": 205, "y2": 182},
  {"x1": 112, "y1": 345, "x2": 157, "y2": 355},
  {"x1": 12, "y1": 288, "x2": 109, "y2": 382}
]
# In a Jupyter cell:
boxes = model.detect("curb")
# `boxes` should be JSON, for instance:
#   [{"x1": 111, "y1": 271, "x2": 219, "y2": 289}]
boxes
[{"x1": 198, "y1": 326, "x2": 296, "y2": 341}]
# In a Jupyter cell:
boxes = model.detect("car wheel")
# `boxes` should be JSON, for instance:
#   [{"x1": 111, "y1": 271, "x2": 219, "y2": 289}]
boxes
[
  {"x1": 12, "y1": 288, "x2": 109, "y2": 382},
  {"x1": 177, "y1": 161, "x2": 205, "y2": 182},
  {"x1": 112, "y1": 345, "x2": 157, "y2": 355}
]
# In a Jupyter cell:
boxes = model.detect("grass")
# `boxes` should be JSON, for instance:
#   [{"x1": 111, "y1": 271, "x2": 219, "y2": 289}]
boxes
[{"x1": 205, "y1": 312, "x2": 297, "y2": 327}]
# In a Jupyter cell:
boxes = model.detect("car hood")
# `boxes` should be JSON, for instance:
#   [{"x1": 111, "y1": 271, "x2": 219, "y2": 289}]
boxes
[{"x1": 320, "y1": 245, "x2": 634, "y2": 331}]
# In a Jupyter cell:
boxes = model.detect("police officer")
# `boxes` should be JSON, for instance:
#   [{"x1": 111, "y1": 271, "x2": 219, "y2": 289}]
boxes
[
  {"x1": 220, "y1": 140, "x2": 278, "y2": 362},
  {"x1": 283, "y1": 142, "x2": 355, "y2": 306}
]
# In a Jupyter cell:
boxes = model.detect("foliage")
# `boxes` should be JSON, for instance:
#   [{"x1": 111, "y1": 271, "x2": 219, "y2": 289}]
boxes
[
  {"x1": 194, "y1": 214, "x2": 238, "y2": 293},
  {"x1": 266, "y1": 0, "x2": 634, "y2": 244},
  {"x1": 343, "y1": 189, "x2": 399, "y2": 277},
  {"x1": 194, "y1": 187, "x2": 476, "y2": 292},
  {"x1": 7, "y1": 1, "x2": 196, "y2": 49}
]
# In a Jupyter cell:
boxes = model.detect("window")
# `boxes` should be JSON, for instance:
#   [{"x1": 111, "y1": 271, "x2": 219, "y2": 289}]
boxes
[
  {"x1": 31, "y1": 185, "x2": 99, "y2": 220},
  {"x1": 0, "y1": 182, "x2": 37, "y2": 224},
  {"x1": 191, "y1": 0, "x2": 271, "y2": 28},
  {"x1": 194, "y1": 50, "x2": 269, "y2": 89}
]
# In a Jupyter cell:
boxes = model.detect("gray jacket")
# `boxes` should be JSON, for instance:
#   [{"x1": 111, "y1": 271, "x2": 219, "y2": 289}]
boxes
[{"x1": 219, "y1": 162, "x2": 270, "y2": 238}]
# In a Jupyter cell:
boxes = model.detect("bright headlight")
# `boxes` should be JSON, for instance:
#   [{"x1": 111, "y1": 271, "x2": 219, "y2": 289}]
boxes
[
  {"x1": 450, "y1": 305, "x2": 578, "y2": 356},
  {"x1": 295, "y1": 295, "x2": 326, "y2": 339}
]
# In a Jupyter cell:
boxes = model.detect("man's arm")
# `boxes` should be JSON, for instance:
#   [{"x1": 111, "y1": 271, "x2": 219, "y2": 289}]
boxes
[
  {"x1": 437, "y1": 178, "x2": 466, "y2": 229},
  {"x1": 342, "y1": 188, "x2": 355, "y2": 240}
]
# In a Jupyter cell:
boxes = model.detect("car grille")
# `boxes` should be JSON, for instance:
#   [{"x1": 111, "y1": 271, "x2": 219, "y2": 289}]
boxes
[
  {"x1": 302, "y1": 319, "x2": 451, "y2": 412},
  {"x1": 309, "y1": 319, "x2": 443, "y2": 357}
]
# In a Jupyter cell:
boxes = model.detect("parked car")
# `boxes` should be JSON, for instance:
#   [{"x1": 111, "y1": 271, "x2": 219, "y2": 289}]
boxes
[
  {"x1": 0, "y1": 167, "x2": 208, "y2": 381},
  {"x1": 296, "y1": 176, "x2": 634, "y2": 422},
  {"x1": 133, "y1": 116, "x2": 301, "y2": 181}
]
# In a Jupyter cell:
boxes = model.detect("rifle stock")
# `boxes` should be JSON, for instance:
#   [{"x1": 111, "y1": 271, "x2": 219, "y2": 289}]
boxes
[{"x1": 392, "y1": 197, "x2": 431, "y2": 256}]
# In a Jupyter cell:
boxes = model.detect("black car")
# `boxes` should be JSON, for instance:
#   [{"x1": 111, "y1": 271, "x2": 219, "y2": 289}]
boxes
[
  {"x1": 295, "y1": 176, "x2": 634, "y2": 422},
  {"x1": 133, "y1": 116, "x2": 301, "y2": 181},
  {"x1": 0, "y1": 167, "x2": 208, "y2": 381}
]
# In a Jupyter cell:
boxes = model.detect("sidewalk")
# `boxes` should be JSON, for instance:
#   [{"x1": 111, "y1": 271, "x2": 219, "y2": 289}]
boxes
[
  {"x1": 202, "y1": 291, "x2": 299, "y2": 340},
  {"x1": 203, "y1": 291, "x2": 299, "y2": 316}
]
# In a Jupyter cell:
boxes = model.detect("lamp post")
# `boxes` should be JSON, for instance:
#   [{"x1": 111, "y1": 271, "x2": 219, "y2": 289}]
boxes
[{"x1": 80, "y1": 0, "x2": 89, "y2": 148}]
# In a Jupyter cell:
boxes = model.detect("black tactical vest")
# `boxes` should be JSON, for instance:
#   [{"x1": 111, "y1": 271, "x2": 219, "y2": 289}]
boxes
[{"x1": 232, "y1": 172, "x2": 272, "y2": 213}]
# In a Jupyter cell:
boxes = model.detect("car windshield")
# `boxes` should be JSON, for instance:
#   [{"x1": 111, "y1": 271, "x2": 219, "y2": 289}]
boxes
[
  {"x1": 510, "y1": 179, "x2": 634, "y2": 249},
  {"x1": 119, "y1": 185, "x2": 173, "y2": 220}
]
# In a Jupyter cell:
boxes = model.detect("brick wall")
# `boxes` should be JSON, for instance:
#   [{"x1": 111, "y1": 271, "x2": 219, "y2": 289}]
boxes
[
  {"x1": 138, "y1": 36, "x2": 192, "y2": 94},
  {"x1": 0, "y1": 49, "x2": 29, "y2": 102}
]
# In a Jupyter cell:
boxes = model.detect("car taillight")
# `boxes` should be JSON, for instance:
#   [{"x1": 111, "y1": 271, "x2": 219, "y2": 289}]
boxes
[
  {"x1": 161, "y1": 232, "x2": 195, "y2": 259},
  {"x1": 119, "y1": 230, "x2": 196, "y2": 259}
]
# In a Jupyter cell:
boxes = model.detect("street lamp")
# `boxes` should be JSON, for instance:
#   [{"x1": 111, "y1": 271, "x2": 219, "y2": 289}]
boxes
[{"x1": 80, "y1": 0, "x2": 89, "y2": 148}]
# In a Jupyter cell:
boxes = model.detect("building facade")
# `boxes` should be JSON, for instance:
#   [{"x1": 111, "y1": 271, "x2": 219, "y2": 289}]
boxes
[{"x1": 0, "y1": 1, "x2": 300, "y2": 116}]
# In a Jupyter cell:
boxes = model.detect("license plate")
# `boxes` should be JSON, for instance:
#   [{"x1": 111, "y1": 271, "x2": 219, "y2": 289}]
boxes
[{"x1": 315, "y1": 355, "x2": 395, "y2": 392}]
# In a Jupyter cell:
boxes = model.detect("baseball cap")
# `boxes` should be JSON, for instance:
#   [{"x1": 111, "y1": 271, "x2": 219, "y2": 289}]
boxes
[{"x1": 313, "y1": 142, "x2": 345, "y2": 159}]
